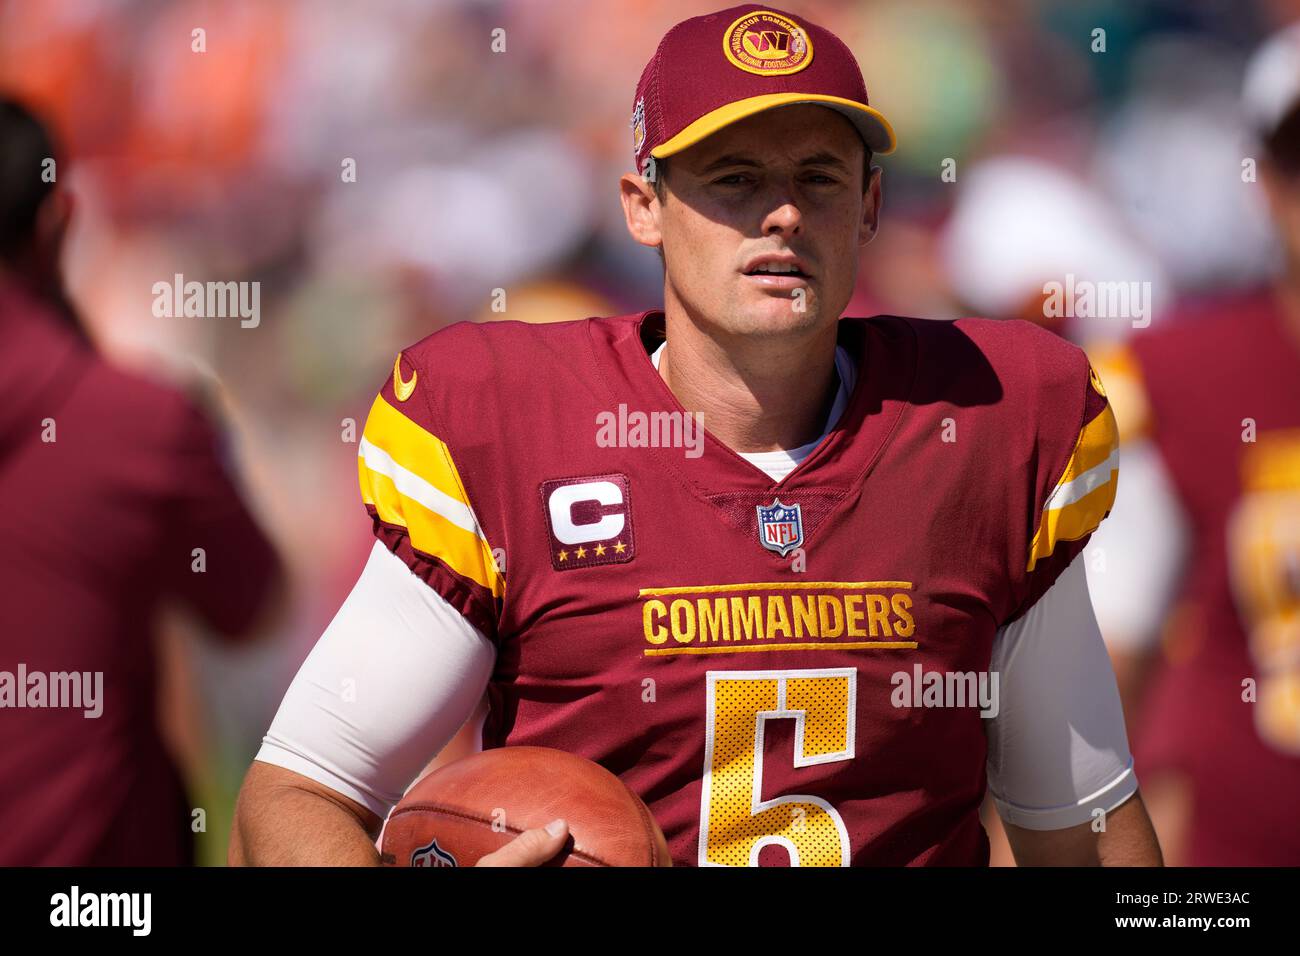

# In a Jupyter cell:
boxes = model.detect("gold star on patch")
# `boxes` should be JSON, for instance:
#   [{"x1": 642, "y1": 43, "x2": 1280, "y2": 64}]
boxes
[
  {"x1": 613, "y1": 541, "x2": 626, "y2": 554},
  {"x1": 575, "y1": 546, "x2": 587, "y2": 559},
  {"x1": 594, "y1": 544, "x2": 606, "y2": 556},
  {"x1": 557, "y1": 550, "x2": 568, "y2": 562}
]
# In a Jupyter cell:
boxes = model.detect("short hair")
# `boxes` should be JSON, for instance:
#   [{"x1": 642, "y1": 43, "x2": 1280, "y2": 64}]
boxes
[{"x1": 0, "y1": 98, "x2": 59, "y2": 260}]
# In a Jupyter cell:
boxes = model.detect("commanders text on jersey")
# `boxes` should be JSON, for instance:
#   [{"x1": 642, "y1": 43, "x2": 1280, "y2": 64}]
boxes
[{"x1": 641, "y1": 582, "x2": 915, "y2": 655}]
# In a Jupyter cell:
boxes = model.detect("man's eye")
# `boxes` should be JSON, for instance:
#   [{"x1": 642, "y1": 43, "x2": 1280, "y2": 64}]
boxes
[
  {"x1": 806, "y1": 174, "x2": 838, "y2": 184},
  {"x1": 714, "y1": 174, "x2": 751, "y2": 185}
]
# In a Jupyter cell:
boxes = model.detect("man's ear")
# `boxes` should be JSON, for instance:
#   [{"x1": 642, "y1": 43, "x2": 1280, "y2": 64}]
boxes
[
  {"x1": 619, "y1": 171, "x2": 663, "y2": 251},
  {"x1": 859, "y1": 164, "x2": 882, "y2": 247}
]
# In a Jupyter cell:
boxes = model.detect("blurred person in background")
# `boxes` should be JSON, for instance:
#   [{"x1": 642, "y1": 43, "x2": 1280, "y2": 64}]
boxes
[
  {"x1": 0, "y1": 97, "x2": 285, "y2": 865},
  {"x1": 1084, "y1": 23, "x2": 1300, "y2": 865}
]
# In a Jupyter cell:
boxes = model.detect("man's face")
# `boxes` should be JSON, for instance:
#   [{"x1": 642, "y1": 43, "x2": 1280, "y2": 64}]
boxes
[{"x1": 629, "y1": 103, "x2": 881, "y2": 340}]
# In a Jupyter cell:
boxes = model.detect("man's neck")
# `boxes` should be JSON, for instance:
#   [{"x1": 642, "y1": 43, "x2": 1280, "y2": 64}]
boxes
[{"x1": 656, "y1": 301, "x2": 841, "y2": 454}]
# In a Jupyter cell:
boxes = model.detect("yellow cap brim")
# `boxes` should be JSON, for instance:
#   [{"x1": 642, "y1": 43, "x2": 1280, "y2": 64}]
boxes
[{"x1": 650, "y1": 92, "x2": 897, "y2": 159}]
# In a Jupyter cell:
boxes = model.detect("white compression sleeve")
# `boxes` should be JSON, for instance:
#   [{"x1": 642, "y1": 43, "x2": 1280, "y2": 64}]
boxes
[
  {"x1": 255, "y1": 540, "x2": 496, "y2": 817},
  {"x1": 986, "y1": 553, "x2": 1138, "y2": 830}
]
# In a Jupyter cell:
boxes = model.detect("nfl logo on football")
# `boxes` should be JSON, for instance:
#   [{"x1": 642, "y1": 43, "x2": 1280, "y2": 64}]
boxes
[
  {"x1": 757, "y1": 498, "x2": 803, "y2": 556},
  {"x1": 411, "y1": 837, "x2": 457, "y2": 867}
]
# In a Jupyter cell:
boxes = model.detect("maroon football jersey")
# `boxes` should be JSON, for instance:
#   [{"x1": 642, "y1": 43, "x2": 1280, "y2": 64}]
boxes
[
  {"x1": 1100, "y1": 291, "x2": 1300, "y2": 865},
  {"x1": 357, "y1": 310, "x2": 1117, "y2": 866}
]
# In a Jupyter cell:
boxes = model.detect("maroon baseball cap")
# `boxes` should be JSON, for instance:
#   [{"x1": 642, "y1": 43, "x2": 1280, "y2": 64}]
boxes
[{"x1": 630, "y1": 4, "x2": 896, "y2": 175}]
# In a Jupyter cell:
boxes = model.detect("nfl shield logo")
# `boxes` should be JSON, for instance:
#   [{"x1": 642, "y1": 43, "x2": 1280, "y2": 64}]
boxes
[
  {"x1": 756, "y1": 498, "x2": 804, "y2": 556},
  {"x1": 411, "y1": 837, "x2": 457, "y2": 867}
]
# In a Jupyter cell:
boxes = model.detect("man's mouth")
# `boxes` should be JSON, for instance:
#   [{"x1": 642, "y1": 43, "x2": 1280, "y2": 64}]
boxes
[
  {"x1": 741, "y1": 257, "x2": 812, "y2": 291},
  {"x1": 744, "y1": 263, "x2": 809, "y2": 277},
  {"x1": 741, "y1": 253, "x2": 812, "y2": 282}
]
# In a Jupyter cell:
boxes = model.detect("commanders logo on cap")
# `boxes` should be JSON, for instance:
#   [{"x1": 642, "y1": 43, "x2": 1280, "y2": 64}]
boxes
[{"x1": 723, "y1": 10, "x2": 813, "y2": 76}]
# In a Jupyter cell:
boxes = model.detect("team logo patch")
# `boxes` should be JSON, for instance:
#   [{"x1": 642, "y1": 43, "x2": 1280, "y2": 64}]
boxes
[
  {"x1": 723, "y1": 10, "x2": 813, "y2": 76},
  {"x1": 411, "y1": 837, "x2": 457, "y2": 867},
  {"x1": 756, "y1": 497, "x2": 804, "y2": 556},
  {"x1": 631, "y1": 97, "x2": 647, "y2": 154},
  {"x1": 541, "y1": 474, "x2": 636, "y2": 570}
]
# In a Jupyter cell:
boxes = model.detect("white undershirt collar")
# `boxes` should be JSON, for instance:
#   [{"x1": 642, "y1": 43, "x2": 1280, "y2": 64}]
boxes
[{"x1": 649, "y1": 340, "x2": 857, "y2": 482}]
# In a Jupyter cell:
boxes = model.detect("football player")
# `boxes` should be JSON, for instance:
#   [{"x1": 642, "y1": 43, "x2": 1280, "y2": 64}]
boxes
[
  {"x1": 1084, "y1": 23, "x2": 1300, "y2": 866},
  {"x1": 232, "y1": 4, "x2": 1160, "y2": 867}
]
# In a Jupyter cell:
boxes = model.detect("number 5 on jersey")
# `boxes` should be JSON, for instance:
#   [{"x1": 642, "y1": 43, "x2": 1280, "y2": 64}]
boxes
[{"x1": 699, "y1": 669, "x2": 855, "y2": 866}]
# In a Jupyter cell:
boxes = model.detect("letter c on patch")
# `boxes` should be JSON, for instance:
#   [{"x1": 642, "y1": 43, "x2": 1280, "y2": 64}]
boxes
[{"x1": 548, "y1": 481, "x2": 626, "y2": 545}]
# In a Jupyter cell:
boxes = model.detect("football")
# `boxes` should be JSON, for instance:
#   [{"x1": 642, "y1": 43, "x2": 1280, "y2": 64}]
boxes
[{"x1": 381, "y1": 746, "x2": 672, "y2": 867}]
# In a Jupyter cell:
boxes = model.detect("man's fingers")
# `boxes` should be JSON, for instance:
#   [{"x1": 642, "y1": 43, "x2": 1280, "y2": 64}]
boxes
[{"x1": 475, "y1": 818, "x2": 569, "y2": 867}]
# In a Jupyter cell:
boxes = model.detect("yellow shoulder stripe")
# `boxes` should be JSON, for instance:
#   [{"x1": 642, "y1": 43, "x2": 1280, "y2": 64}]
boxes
[
  {"x1": 357, "y1": 394, "x2": 503, "y2": 596},
  {"x1": 1027, "y1": 402, "x2": 1120, "y2": 572}
]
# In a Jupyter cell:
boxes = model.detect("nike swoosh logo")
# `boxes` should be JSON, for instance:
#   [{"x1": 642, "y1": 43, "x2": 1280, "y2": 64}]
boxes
[
  {"x1": 393, "y1": 353, "x2": 417, "y2": 402},
  {"x1": 1089, "y1": 364, "x2": 1107, "y2": 399}
]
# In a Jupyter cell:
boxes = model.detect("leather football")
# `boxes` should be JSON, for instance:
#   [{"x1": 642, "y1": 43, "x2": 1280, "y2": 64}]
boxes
[{"x1": 381, "y1": 746, "x2": 672, "y2": 867}]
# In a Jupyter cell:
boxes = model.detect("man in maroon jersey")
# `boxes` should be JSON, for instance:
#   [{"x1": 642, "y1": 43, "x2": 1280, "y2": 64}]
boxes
[
  {"x1": 0, "y1": 98, "x2": 285, "y2": 864},
  {"x1": 1086, "y1": 23, "x2": 1300, "y2": 865},
  {"x1": 233, "y1": 5, "x2": 1160, "y2": 866}
]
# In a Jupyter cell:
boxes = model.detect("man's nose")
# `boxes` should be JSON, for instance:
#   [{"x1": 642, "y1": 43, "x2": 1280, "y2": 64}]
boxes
[{"x1": 761, "y1": 187, "x2": 803, "y2": 236}]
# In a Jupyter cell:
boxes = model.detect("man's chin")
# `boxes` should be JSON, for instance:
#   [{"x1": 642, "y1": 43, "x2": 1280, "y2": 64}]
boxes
[{"x1": 731, "y1": 291, "x2": 823, "y2": 334}]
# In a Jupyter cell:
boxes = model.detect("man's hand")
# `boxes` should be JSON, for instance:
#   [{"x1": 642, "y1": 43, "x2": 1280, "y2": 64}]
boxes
[
  {"x1": 231, "y1": 761, "x2": 572, "y2": 867},
  {"x1": 476, "y1": 819, "x2": 570, "y2": 866}
]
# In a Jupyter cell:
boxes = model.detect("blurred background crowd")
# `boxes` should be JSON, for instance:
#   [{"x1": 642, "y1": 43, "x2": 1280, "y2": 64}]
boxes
[{"x1": 1, "y1": 0, "x2": 1296, "y2": 865}]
